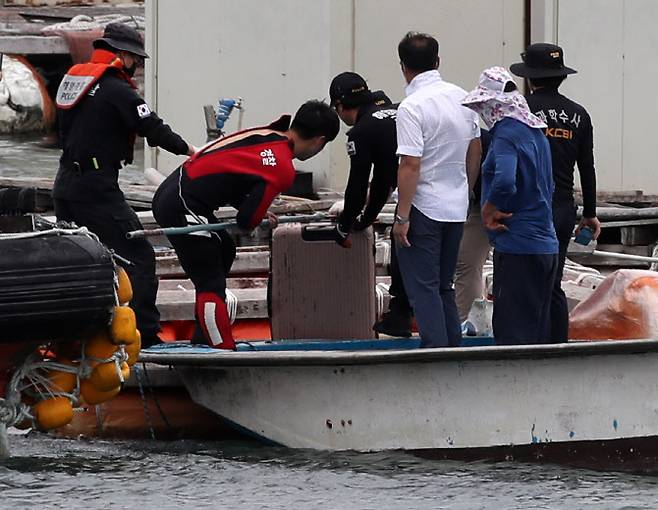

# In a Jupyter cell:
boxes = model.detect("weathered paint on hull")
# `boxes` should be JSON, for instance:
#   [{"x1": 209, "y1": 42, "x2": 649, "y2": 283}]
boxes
[{"x1": 156, "y1": 341, "x2": 658, "y2": 467}]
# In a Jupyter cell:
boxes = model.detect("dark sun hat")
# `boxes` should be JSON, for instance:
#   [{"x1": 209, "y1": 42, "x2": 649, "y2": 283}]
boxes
[
  {"x1": 510, "y1": 43, "x2": 576, "y2": 79},
  {"x1": 93, "y1": 23, "x2": 149, "y2": 58}
]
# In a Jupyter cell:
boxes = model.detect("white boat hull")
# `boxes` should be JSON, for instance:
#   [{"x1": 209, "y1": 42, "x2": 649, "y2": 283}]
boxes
[{"x1": 143, "y1": 341, "x2": 658, "y2": 468}]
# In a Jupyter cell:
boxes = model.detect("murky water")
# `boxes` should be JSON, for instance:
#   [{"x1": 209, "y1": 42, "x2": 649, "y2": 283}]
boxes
[
  {"x1": 0, "y1": 133, "x2": 144, "y2": 182},
  {"x1": 1, "y1": 433, "x2": 657, "y2": 510},
  {"x1": 3, "y1": 133, "x2": 658, "y2": 509}
]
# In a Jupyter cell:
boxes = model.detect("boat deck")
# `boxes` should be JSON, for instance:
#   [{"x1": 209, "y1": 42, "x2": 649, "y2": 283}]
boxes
[{"x1": 140, "y1": 338, "x2": 658, "y2": 367}]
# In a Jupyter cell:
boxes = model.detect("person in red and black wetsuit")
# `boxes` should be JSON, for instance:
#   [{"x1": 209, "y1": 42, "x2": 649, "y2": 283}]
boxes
[{"x1": 152, "y1": 100, "x2": 339, "y2": 349}]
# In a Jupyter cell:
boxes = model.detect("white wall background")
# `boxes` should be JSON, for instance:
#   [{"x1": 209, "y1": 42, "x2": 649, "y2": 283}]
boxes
[
  {"x1": 532, "y1": 0, "x2": 658, "y2": 193},
  {"x1": 145, "y1": 0, "x2": 524, "y2": 189}
]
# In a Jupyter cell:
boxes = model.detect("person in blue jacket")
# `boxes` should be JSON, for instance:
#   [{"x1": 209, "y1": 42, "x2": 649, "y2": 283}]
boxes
[{"x1": 462, "y1": 67, "x2": 558, "y2": 345}]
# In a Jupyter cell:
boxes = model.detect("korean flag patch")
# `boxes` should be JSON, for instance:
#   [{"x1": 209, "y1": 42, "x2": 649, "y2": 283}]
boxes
[
  {"x1": 137, "y1": 103, "x2": 151, "y2": 118},
  {"x1": 346, "y1": 140, "x2": 356, "y2": 156}
]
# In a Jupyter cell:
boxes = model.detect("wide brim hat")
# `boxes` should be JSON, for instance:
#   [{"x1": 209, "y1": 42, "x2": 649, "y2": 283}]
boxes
[
  {"x1": 510, "y1": 43, "x2": 576, "y2": 79},
  {"x1": 462, "y1": 66, "x2": 517, "y2": 106},
  {"x1": 93, "y1": 22, "x2": 149, "y2": 58}
]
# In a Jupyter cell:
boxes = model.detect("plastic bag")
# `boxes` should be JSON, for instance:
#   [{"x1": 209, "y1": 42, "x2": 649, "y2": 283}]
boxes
[{"x1": 568, "y1": 269, "x2": 658, "y2": 340}]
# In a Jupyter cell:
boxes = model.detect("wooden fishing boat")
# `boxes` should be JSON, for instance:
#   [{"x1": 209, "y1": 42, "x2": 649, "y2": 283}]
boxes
[{"x1": 140, "y1": 338, "x2": 658, "y2": 472}]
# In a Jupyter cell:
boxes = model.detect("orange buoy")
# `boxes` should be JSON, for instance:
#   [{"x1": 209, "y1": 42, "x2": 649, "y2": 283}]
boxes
[
  {"x1": 84, "y1": 330, "x2": 118, "y2": 361},
  {"x1": 88, "y1": 361, "x2": 130, "y2": 393},
  {"x1": 80, "y1": 379, "x2": 121, "y2": 405},
  {"x1": 47, "y1": 361, "x2": 78, "y2": 393},
  {"x1": 110, "y1": 306, "x2": 139, "y2": 345},
  {"x1": 125, "y1": 331, "x2": 142, "y2": 366},
  {"x1": 33, "y1": 396, "x2": 73, "y2": 430},
  {"x1": 116, "y1": 266, "x2": 133, "y2": 305}
]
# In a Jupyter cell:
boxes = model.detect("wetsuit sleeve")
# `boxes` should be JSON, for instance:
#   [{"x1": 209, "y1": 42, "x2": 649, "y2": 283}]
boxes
[
  {"x1": 236, "y1": 179, "x2": 279, "y2": 231},
  {"x1": 357, "y1": 161, "x2": 393, "y2": 228},
  {"x1": 487, "y1": 135, "x2": 518, "y2": 210},
  {"x1": 577, "y1": 111, "x2": 597, "y2": 218},
  {"x1": 113, "y1": 83, "x2": 189, "y2": 156},
  {"x1": 337, "y1": 131, "x2": 373, "y2": 232}
]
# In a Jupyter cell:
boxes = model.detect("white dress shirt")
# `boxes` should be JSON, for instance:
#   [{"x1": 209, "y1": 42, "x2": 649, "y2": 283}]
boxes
[{"x1": 396, "y1": 70, "x2": 480, "y2": 222}]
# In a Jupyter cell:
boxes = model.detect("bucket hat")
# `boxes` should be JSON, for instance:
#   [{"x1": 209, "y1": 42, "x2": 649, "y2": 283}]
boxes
[
  {"x1": 510, "y1": 43, "x2": 576, "y2": 79},
  {"x1": 93, "y1": 23, "x2": 149, "y2": 58},
  {"x1": 462, "y1": 66, "x2": 547, "y2": 129}
]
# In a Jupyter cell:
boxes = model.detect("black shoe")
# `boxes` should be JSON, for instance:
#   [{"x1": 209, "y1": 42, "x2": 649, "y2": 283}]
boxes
[
  {"x1": 141, "y1": 334, "x2": 164, "y2": 348},
  {"x1": 373, "y1": 309, "x2": 412, "y2": 338}
]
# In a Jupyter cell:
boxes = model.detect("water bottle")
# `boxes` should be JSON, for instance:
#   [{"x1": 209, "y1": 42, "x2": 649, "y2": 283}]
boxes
[
  {"x1": 574, "y1": 226, "x2": 594, "y2": 246},
  {"x1": 216, "y1": 98, "x2": 236, "y2": 130}
]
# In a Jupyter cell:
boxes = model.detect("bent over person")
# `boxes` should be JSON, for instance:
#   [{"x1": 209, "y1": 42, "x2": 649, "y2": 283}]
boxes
[
  {"x1": 152, "y1": 101, "x2": 339, "y2": 349},
  {"x1": 53, "y1": 23, "x2": 194, "y2": 347},
  {"x1": 328, "y1": 71, "x2": 412, "y2": 337}
]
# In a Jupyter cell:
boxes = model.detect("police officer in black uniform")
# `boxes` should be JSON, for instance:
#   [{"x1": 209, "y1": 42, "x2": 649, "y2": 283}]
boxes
[
  {"x1": 53, "y1": 23, "x2": 194, "y2": 346},
  {"x1": 329, "y1": 72, "x2": 412, "y2": 337},
  {"x1": 511, "y1": 43, "x2": 600, "y2": 343}
]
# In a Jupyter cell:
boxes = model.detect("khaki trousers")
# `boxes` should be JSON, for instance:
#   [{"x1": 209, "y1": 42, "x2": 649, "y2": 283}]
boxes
[{"x1": 455, "y1": 206, "x2": 491, "y2": 322}]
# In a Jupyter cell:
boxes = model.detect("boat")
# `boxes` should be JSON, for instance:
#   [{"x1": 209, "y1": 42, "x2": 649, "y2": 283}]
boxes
[{"x1": 140, "y1": 338, "x2": 658, "y2": 472}]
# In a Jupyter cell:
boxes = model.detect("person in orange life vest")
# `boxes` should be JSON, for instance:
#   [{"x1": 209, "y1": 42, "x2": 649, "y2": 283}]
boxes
[
  {"x1": 152, "y1": 100, "x2": 340, "y2": 349},
  {"x1": 52, "y1": 23, "x2": 195, "y2": 347}
]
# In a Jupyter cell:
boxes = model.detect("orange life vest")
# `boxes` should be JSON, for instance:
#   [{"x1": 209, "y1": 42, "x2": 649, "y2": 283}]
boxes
[{"x1": 55, "y1": 49, "x2": 136, "y2": 110}]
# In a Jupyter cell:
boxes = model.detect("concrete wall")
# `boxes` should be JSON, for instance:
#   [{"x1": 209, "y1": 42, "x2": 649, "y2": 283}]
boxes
[
  {"x1": 3, "y1": 0, "x2": 139, "y2": 5},
  {"x1": 145, "y1": 0, "x2": 524, "y2": 189},
  {"x1": 531, "y1": 0, "x2": 658, "y2": 193}
]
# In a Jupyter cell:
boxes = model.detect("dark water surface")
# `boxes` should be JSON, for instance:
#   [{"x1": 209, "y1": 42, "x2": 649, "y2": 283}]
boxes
[{"x1": 1, "y1": 433, "x2": 658, "y2": 510}]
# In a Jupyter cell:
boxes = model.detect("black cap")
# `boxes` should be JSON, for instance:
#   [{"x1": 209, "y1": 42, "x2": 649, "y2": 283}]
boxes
[
  {"x1": 510, "y1": 43, "x2": 576, "y2": 79},
  {"x1": 329, "y1": 72, "x2": 371, "y2": 107},
  {"x1": 93, "y1": 23, "x2": 149, "y2": 58}
]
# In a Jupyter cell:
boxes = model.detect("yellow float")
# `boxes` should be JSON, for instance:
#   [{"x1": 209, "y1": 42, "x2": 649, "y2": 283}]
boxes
[
  {"x1": 125, "y1": 331, "x2": 142, "y2": 366},
  {"x1": 84, "y1": 330, "x2": 119, "y2": 361},
  {"x1": 48, "y1": 368, "x2": 77, "y2": 394},
  {"x1": 88, "y1": 361, "x2": 130, "y2": 393},
  {"x1": 80, "y1": 379, "x2": 121, "y2": 405},
  {"x1": 109, "y1": 306, "x2": 139, "y2": 345},
  {"x1": 116, "y1": 266, "x2": 133, "y2": 305},
  {"x1": 47, "y1": 360, "x2": 78, "y2": 393},
  {"x1": 33, "y1": 396, "x2": 73, "y2": 430}
]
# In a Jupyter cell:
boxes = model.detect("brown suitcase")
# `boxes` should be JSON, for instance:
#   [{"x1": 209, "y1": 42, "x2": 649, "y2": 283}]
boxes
[{"x1": 270, "y1": 224, "x2": 376, "y2": 340}]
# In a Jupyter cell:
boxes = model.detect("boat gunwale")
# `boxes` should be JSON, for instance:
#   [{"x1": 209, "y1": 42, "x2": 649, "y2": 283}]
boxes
[{"x1": 139, "y1": 338, "x2": 658, "y2": 367}]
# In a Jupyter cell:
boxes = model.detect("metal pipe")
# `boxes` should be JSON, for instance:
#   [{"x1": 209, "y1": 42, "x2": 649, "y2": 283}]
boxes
[
  {"x1": 126, "y1": 213, "x2": 328, "y2": 239},
  {"x1": 590, "y1": 250, "x2": 658, "y2": 263}
]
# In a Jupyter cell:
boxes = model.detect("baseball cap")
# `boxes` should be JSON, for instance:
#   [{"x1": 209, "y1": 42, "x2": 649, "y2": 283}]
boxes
[{"x1": 329, "y1": 72, "x2": 371, "y2": 107}]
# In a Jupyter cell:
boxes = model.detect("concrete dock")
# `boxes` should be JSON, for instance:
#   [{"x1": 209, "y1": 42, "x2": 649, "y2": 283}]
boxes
[{"x1": 0, "y1": 3, "x2": 143, "y2": 55}]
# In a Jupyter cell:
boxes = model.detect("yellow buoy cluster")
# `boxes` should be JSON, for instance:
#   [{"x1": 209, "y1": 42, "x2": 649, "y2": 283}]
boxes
[{"x1": 21, "y1": 266, "x2": 142, "y2": 432}]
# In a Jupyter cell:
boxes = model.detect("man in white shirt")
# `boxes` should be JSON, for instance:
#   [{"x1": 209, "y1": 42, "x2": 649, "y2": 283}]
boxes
[{"x1": 392, "y1": 32, "x2": 482, "y2": 347}]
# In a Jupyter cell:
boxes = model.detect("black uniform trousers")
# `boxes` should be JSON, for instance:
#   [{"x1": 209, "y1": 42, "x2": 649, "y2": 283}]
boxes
[
  {"x1": 151, "y1": 176, "x2": 236, "y2": 316},
  {"x1": 550, "y1": 197, "x2": 577, "y2": 343},
  {"x1": 388, "y1": 235, "x2": 411, "y2": 312},
  {"x1": 492, "y1": 251, "x2": 558, "y2": 345},
  {"x1": 54, "y1": 197, "x2": 161, "y2": 344}
]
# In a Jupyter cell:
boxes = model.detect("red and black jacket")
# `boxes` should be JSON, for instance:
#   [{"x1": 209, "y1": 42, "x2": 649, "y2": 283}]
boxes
[{"x1": 180, "y1": 116, "x2": 296, "y2": 230}]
